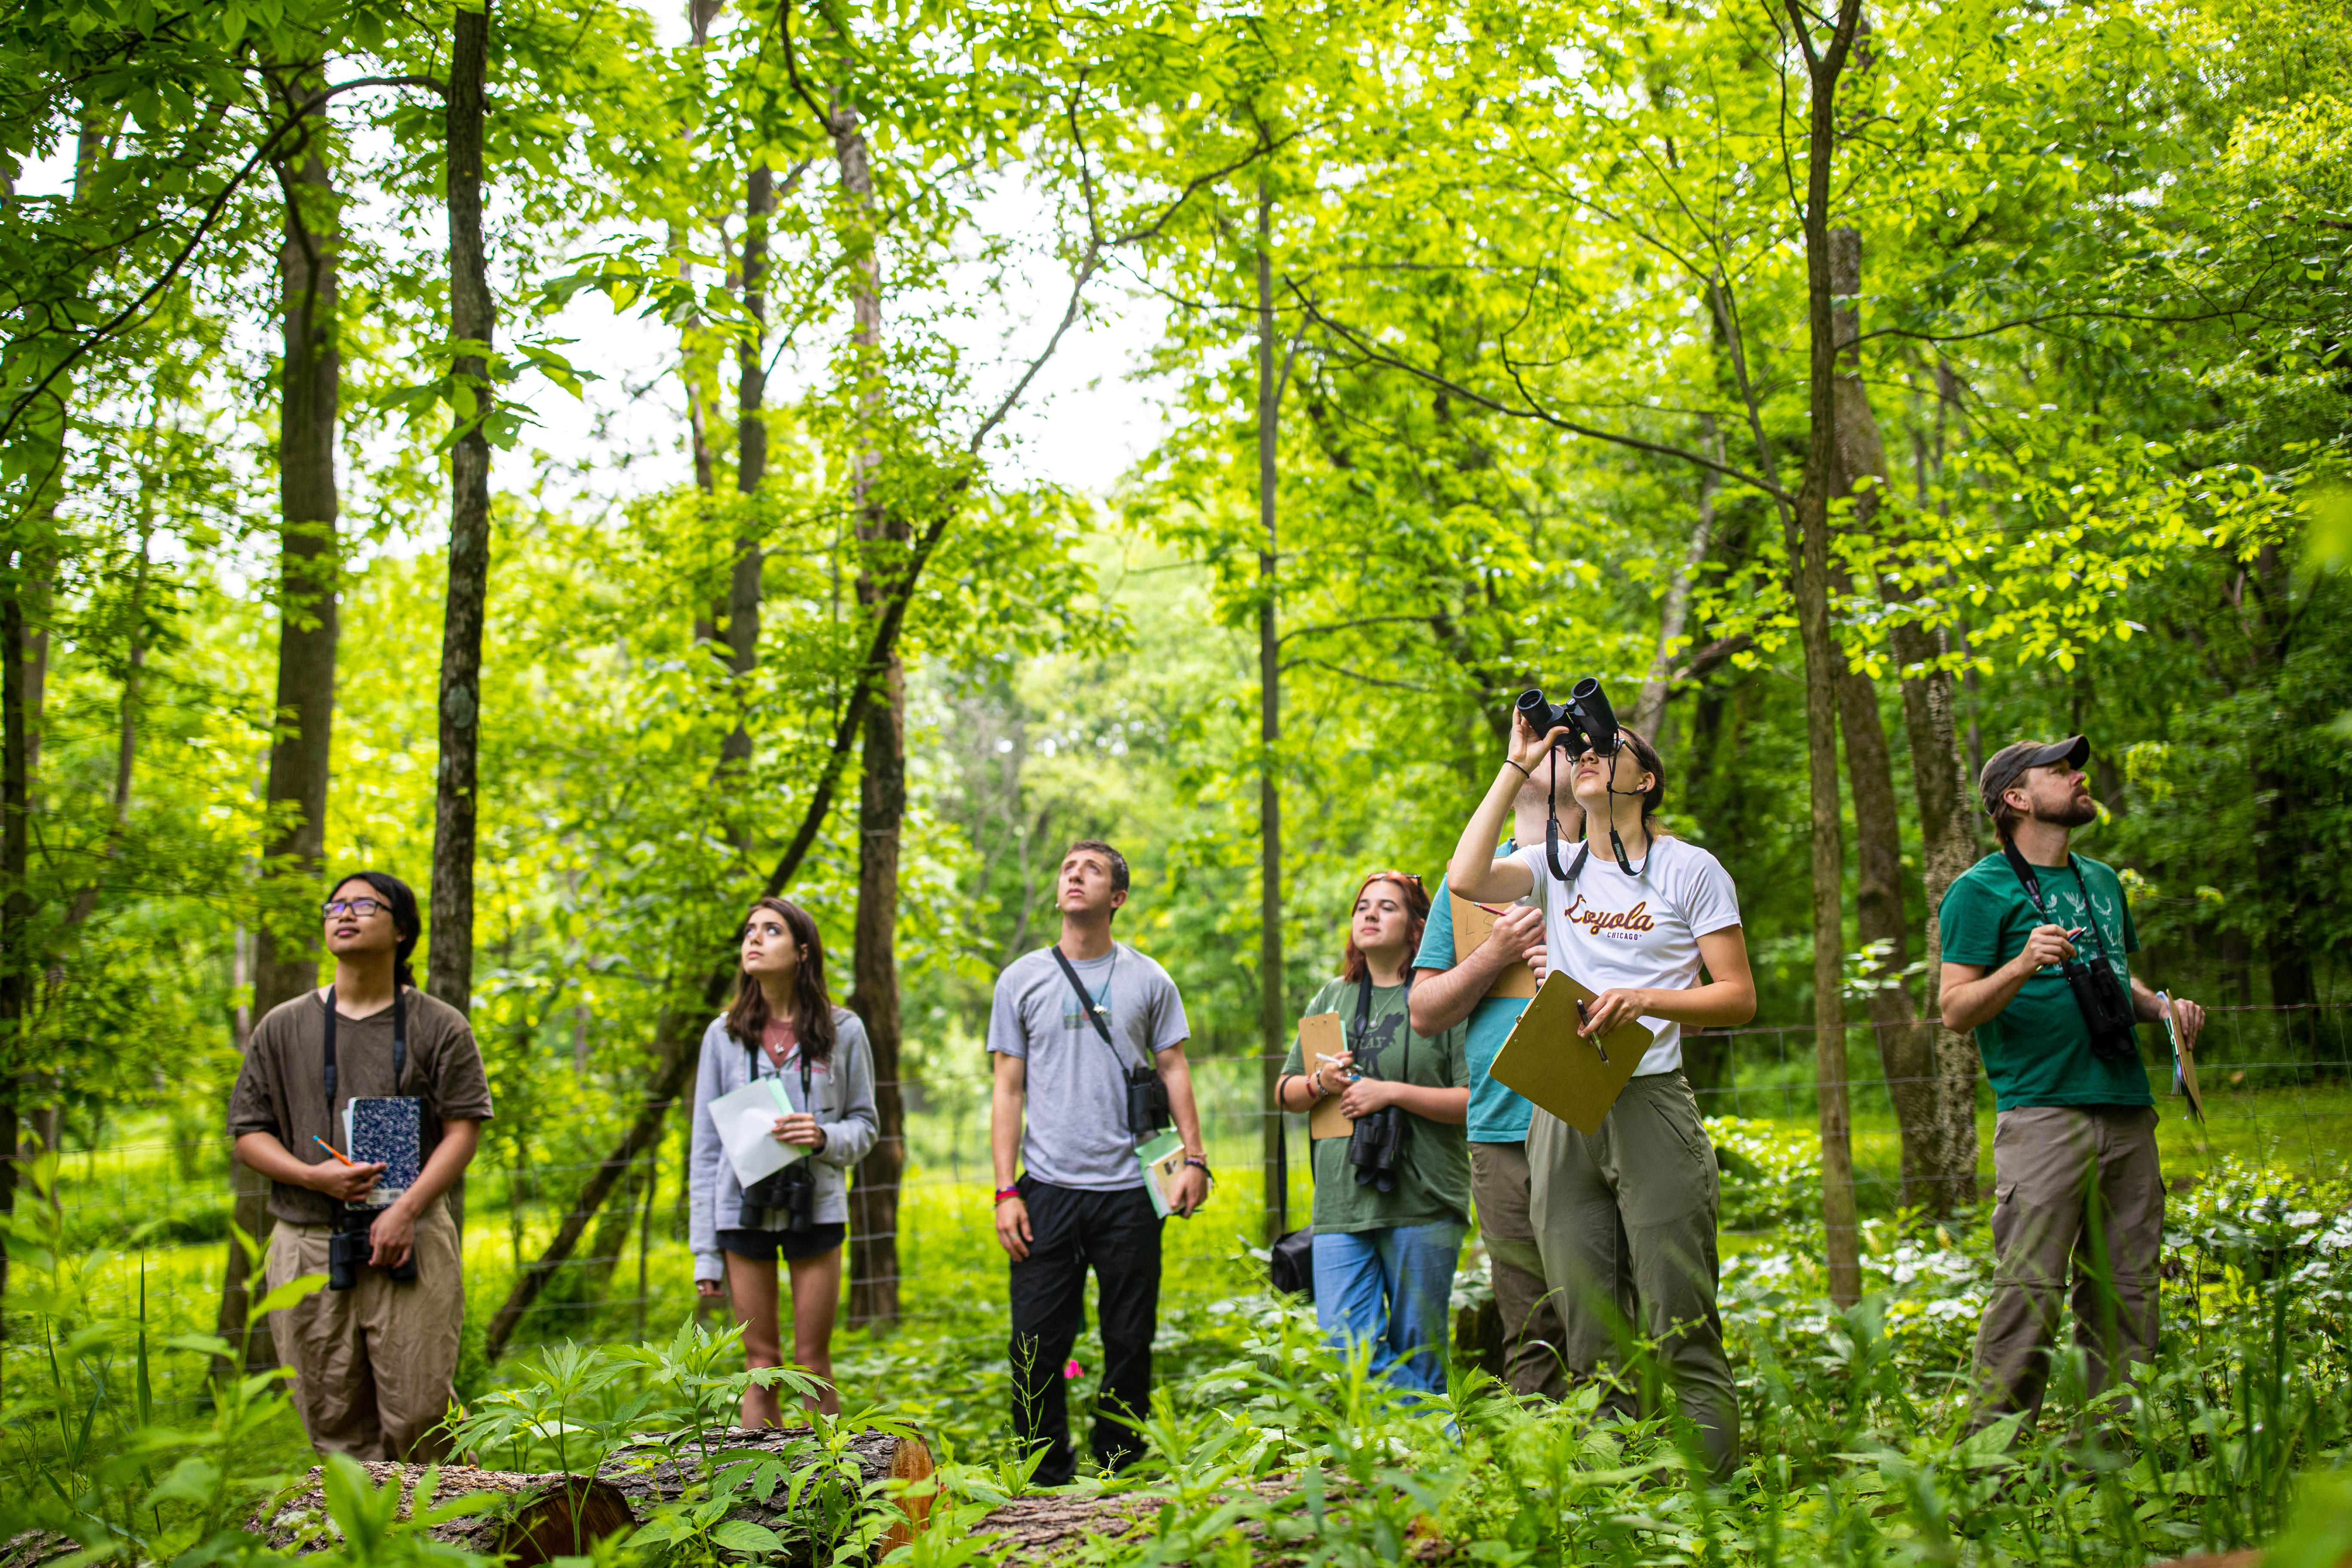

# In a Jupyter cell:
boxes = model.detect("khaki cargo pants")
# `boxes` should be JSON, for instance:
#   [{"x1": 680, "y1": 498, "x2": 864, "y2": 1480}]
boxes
[
  {"x1": 1528, "y1": 1073, "x2": 1737, "y2": 1476},
  {"x1": 267, "y1": 1197, "x2": 464, "y2": 1461},
  {"x1": 1470, "y1": 1141, "x2": 1568, "y2": 1401},
  {"x1": 1968, "y1": 1104, "x2": 2163, "y2": 1432}
]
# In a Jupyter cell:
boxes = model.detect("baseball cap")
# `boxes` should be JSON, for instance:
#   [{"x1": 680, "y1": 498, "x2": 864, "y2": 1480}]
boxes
[{"x1": 1979, "y1": 735, "x2": 2091, "y2": 815}]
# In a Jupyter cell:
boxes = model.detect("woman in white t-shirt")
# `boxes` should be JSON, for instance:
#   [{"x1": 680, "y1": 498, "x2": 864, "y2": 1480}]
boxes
[{"x1": 1446, "y1": 707, "x2": 1755, "y2": 1475}]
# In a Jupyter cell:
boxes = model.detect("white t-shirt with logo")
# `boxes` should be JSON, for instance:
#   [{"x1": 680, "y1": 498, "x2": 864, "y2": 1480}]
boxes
[{"x1": 1517, "y1": 836, "x2": 1743, "y2": 1077}]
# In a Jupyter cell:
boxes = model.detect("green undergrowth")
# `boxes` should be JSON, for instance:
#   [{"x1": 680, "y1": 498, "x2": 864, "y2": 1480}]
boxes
[{"x1": 5, "y1": 1146, "x2": 2352, "y2": 1567}]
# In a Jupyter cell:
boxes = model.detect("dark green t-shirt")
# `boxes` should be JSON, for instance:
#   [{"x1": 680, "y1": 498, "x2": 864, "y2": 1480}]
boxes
[
  {"x1": 1280, "y1": 975, "x2": 1471, "y2": 1234},
  {"x1": 1938, "y1": 850, "x2": 2151, "y2": 1111}
]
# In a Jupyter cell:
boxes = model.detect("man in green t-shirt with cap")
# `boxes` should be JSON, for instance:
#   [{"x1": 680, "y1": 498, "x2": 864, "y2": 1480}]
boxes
[{"x1": 1939, "y1": 734, "x2": 2205, "y2": 1433}]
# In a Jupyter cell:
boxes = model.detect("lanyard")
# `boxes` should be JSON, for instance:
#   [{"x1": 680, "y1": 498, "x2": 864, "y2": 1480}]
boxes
[
  {"x1": 2000, "y1": 842, "x2": 2113, "y2": 962},
  {"x1": 1050, "y1": 944, "x2": 1141, "y2": 1071},
  {"x1": 1350, "y1": 972, "x2": 1412, "y2": 1084},
  {"x1": 745, "y1": 1033, "x2": 815, "y2": 1117},
  {"x1": 322, "y1": 986, "x2": 407, "y2": 1152}
]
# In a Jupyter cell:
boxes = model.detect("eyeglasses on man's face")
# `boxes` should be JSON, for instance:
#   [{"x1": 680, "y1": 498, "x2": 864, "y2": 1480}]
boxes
[{"x1": 322, "y1": 897, "x2": 390, "y2": 919}]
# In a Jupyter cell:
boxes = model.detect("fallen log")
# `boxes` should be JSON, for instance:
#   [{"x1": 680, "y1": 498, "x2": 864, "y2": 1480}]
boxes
[
  {"x1": 243, "y1": 1427, "x2": 936, "y2": 1566},
  {"x1": 600, "y1": 1425, "x2": 938, "y2": 1555},
  {"x1": 244, "y1": 1465, "x2": 636, "y2": 1565}
]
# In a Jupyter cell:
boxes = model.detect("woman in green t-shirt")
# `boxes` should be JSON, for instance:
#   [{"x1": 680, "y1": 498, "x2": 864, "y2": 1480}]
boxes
[{"x1": 1277, "y1": 871, "x2": 1471, "y2": 1396}]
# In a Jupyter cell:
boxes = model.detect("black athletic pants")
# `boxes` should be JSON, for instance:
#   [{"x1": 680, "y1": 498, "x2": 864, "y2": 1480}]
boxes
[{"x1": 1007, "y1": 1176, "x2": 1163, "y2": 1486}]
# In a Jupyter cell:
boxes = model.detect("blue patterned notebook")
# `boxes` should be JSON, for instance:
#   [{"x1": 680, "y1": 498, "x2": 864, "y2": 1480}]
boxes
[{"x1": 348, "y1": 1096, "x2": 422, "y2": 1207}]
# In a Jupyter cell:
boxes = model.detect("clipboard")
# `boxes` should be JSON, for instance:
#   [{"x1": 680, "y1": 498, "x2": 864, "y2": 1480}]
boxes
[
  {"x1": 2161, "y1": 990, "x2": 2205, "y2": 1123},
  {"x1": 710, "y1": 1076, "x2": 811, "y2": 1188},
  {"x1": 1451, "y1": 893, "x2": 1538, "y2": 1000},
  {"x1": 1488, "y1": 971, "x2": 1657, "y2": 1135},
  {"x1": 1297, "y1": 1013, "x2": 1356, "y2": 1140}
]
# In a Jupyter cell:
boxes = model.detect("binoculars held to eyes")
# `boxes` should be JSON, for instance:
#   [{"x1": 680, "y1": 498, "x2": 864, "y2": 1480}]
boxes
[{"x1": 1517, "y1": 678, "x2": 1623, "y2": 760}]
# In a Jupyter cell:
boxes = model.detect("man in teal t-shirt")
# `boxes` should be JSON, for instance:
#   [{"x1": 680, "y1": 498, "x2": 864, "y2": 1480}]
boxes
[
  {"x1": 1939, "y1": 735, "x2": 2205, "y2": 1434},
  {"x1": 1410, "y1": 768, "x2": 1567, "y2": 1400}
]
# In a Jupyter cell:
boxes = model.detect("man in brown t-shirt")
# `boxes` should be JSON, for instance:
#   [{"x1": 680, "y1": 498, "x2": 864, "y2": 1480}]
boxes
[{"x1": 227, "y1": 871, "x2": 492, "y2": 1461}]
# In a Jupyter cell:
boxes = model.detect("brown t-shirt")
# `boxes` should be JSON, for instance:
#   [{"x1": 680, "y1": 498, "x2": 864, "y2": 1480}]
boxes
[{"x1": 227, "y1": 986, "x2": 495, "y2": 1226}]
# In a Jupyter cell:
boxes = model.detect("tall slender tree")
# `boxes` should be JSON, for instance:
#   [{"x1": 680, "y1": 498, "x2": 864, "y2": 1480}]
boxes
[
  {"x1": 214, "y1": 69, "x2": 344, "y2": 1378},
  {"x1": 1787, "y1": 0, "x2": 1868, "y2": 1309},
  {"x1": 830, "y1": 92, "x2": 909, "y2": 1329},
  {"x1": 1254, "y1": 177, "x2": 1285, "y2": 1243},
  {"x1": 429, "y1": 0, "x2": 495, "y2": 1020}
]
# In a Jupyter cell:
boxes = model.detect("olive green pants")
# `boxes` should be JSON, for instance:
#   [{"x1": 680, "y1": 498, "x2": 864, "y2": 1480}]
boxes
[
  {"x1": 1470, "y1": 1140, "x2": 1568, "y2": 1401},
  {"x1": 1968, "y1": 1104, "x2": 2163, "y2": 1433},
  {"x1": 267, "y1": 1197, "x2": 464, "y2": 1461},
  {"x1": 1528, "y1": 1073, "x2": 1736, "y2": 1476}
]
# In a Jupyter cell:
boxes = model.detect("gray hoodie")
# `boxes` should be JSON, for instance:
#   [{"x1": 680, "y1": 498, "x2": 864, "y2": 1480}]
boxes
[{"x1": 688, "y1": 1008, "x2": 879, "y2": 1280}]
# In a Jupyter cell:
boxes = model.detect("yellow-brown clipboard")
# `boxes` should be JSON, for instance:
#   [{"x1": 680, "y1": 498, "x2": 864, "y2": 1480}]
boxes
[
  {"x1": 1488, "y1": 971, "x2": 1656, "y2": 1135},
  {"x1": 1296, "y1": 1013, "x2": 1357, "y2": 1139},
  {"x1": 1451, "y1": 893, "x2": 1538, "y2": 999}
]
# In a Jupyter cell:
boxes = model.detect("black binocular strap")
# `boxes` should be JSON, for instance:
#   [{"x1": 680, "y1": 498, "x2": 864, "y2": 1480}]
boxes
[
  {"x1": 2001, "y1": 842, "x2": 2114, "y2": 961},
  {"x1": 1543, "y1": 746, "x2": 1643, "y2": 881},
  {"x1": 1051, "y1": 944, "x2": 1143, "y2": 1072},
  {"x1": 1349, "y1": 971, "x2": 1412, "y2": 1086},
  {"x1": 322, "y1": 985, "x2": 407, "y2": 1152}
]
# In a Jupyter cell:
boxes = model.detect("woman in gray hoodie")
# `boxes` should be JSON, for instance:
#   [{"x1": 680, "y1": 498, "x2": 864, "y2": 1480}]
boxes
[{"x1": 691, "y1": 897, "x2": 879, "y2": 1421}]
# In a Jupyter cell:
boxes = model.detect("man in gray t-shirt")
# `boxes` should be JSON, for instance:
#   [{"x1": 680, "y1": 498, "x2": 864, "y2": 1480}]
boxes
[
  {"x1": 989, "y1": 943, "x2": 1188, "y2": 1186},
  {"x1": 988, "y1": 840, "x2": 1207, "y2": 1486}
]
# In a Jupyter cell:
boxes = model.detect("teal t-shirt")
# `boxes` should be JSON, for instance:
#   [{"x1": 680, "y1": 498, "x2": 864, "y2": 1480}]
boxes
[
  {"x1": 1412, "y1": 855, "x2": 1534, "y2": 1144},
  {"x1": 1938, "y1": 850, "x2": 2152, "y2": 1110},
  {"x1": 1280, "y1": 976, "x2": 1471, "y2": 1234}
]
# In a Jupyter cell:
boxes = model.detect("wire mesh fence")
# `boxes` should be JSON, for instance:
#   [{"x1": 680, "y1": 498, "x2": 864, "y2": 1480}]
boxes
[{"x1": 10, "y1": 1001, "x2": 2348, "y2": 1367}]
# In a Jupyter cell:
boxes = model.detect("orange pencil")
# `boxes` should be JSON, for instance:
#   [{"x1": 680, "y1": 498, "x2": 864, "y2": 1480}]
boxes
[{"x1": 313, "y1": 1136, "x2": 358, "y2": 1167}]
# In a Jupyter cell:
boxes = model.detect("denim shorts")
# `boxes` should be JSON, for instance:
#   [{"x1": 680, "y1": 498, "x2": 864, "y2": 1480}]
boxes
[{"x1": 717, "y1": 1223, "x2": 845, "y2": 1263}]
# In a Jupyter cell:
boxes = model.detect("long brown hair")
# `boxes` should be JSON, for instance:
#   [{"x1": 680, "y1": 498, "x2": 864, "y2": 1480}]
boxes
[
  {"x1": 1340, "y1": 872, "x2": 1432, "y2": 983},
  {"x1": 724, "y1": 898, "x2": 839, "y2": 1064}
]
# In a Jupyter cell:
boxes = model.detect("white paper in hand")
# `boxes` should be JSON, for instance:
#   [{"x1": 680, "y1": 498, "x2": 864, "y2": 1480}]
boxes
[{"x1": 712, "y1": 1077, "x2": 810, "y2": 1190}]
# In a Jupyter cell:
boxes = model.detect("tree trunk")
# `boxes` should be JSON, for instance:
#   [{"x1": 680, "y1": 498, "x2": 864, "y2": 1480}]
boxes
[
  {"x1": 429, "y1": 0, "x2": 494, "y2": 1018},
  {"x1": 1789, "y1": 0, "x2": 1867, "y2": 1308},
  {"x1": 0, "y1": 579, "x2": 26, "y2": 1320},
  {"x1": 830, "y1": 100, "x2": 905, "y2": 1328},
  {"x1": 217, "y1": 93, "x2": 344, "y2": 1381},
  {"x1": 1825, "y1": 229, "x2": 1937, "y2": 1217},
  {"x1": 1256, "y1": 179, "x2": 1286, "y2": 1242},
  {"x1": 1632, "y1": 414, "x2": 1718, "y2": 747},
  {"x1": 1886, "y1": 616, "x2": 1980, "y2": 1212},
  {"x1": 721, "y1": 161, "x2": 770, "y2": 785}
]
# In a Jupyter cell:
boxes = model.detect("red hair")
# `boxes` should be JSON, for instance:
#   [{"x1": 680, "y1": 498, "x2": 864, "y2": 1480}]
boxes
[{"x1": 1340, "y1": 872, "x2": 1431, "y2": 982}]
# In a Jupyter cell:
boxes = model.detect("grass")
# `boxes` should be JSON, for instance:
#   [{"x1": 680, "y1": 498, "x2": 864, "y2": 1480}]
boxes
[{"x1": 9, "y1": 1065, "x2": 2352, "y2": 1568}]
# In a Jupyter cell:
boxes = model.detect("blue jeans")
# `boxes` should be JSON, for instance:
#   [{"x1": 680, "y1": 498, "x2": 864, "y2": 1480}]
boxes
[{"x1": 1310, "y1": 1222, "x2": 1466, "y2": 1396}]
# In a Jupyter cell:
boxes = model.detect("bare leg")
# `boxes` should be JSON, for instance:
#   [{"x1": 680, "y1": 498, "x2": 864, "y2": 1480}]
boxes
[
  {"x1": 787, "y1": 1243, "x2": 843, "y2": 1415},
  {"x1": 725, "y1": 1250, "x2": 785, "y2": 1428}
]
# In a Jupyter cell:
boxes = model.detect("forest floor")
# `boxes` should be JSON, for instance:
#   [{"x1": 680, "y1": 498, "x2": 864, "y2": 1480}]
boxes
[{"x1": 17, "y1": 1081, "x2": 2348, "y2": 1490}]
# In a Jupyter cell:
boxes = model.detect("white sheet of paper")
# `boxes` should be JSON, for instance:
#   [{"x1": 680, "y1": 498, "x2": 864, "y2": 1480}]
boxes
[{"x1": 712, "y1": 1077, "x2": 810, "y2": 1189}]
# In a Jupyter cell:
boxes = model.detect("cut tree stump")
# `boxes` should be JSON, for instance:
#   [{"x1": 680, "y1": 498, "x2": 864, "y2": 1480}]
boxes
[{"x1": 244, "y1": 1427, "x2": 936, "y2": 1565}]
